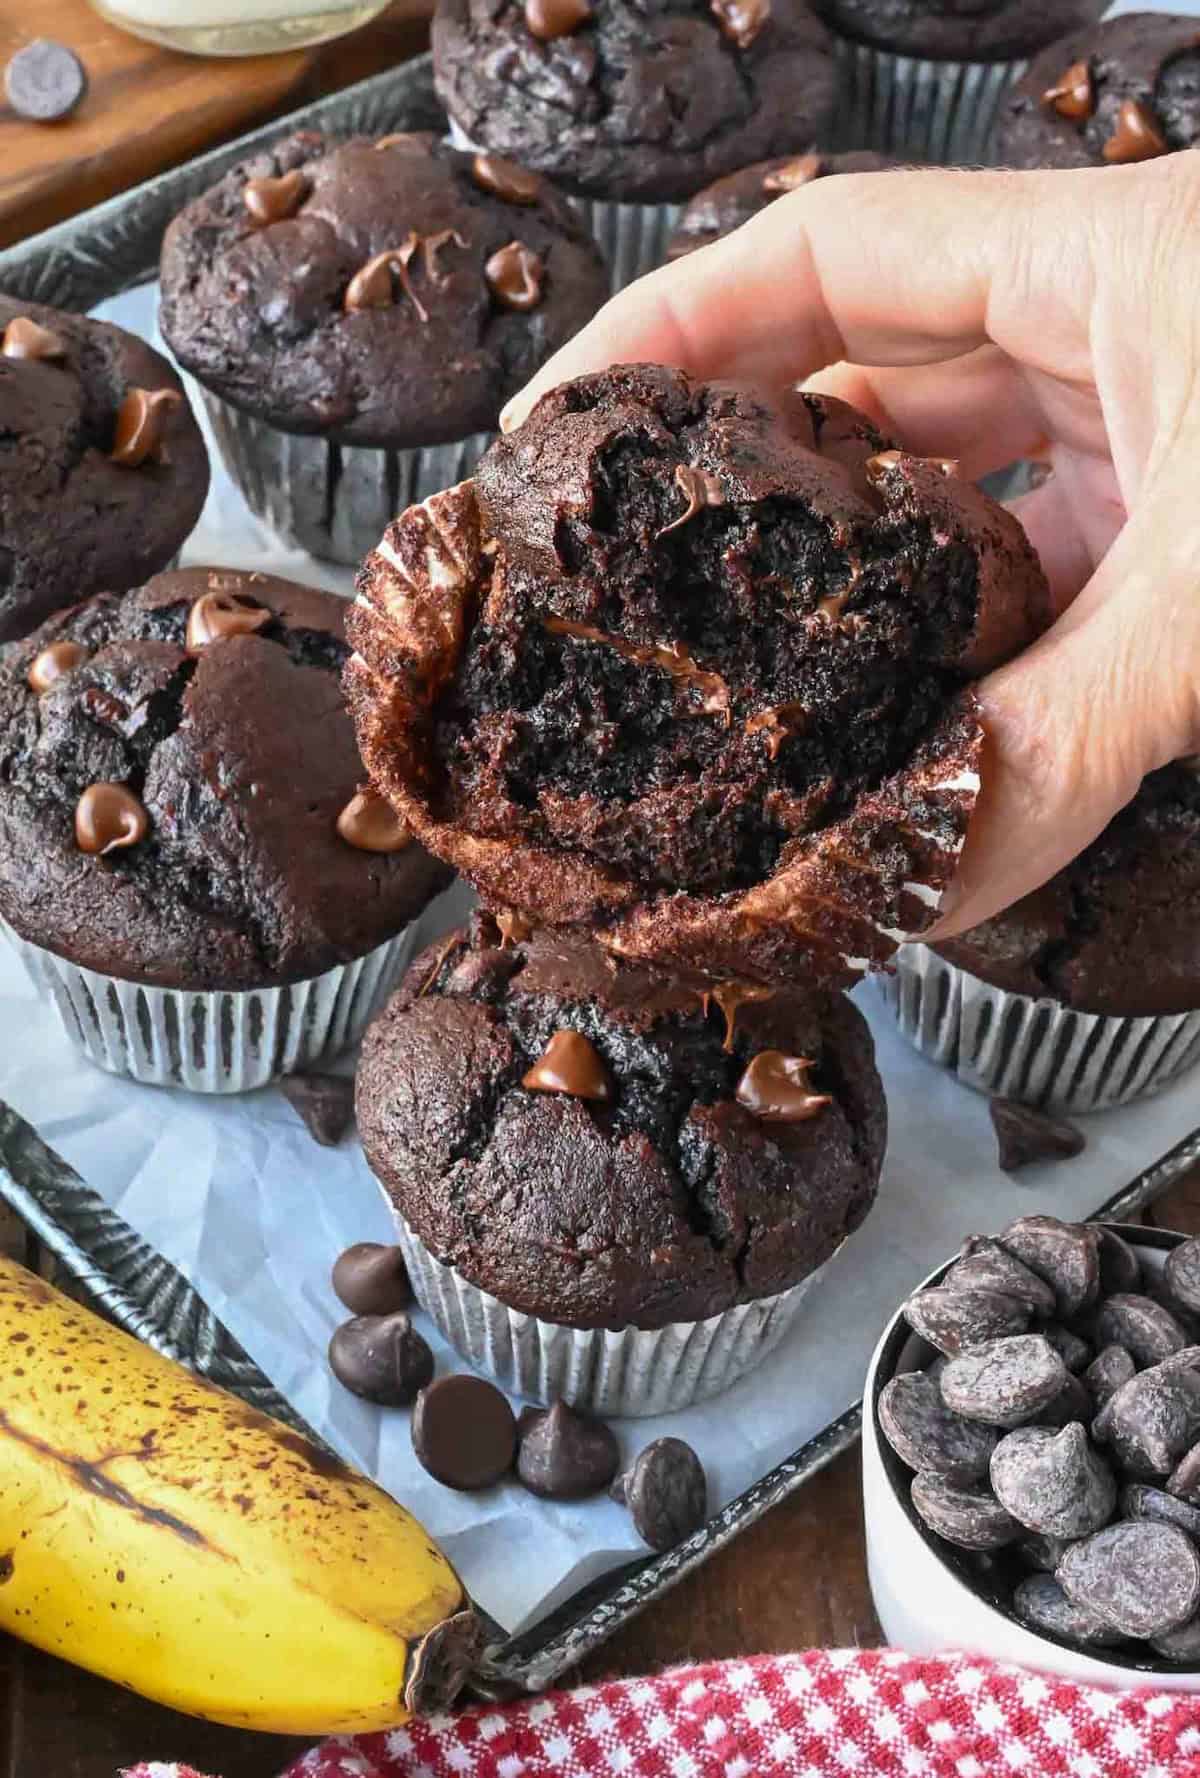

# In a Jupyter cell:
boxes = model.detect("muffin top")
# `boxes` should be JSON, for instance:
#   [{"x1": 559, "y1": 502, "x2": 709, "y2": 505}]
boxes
[
  {"x1": 935, "y1": 763, "x2": 1200, "y2": 1017},
  {"x1": 357, "y1": 914, "x2": 887, "y2": 1329},
  {"x1": 811, "y1": 0, "x2": 1106, "y2": 63},
  {"x1": 0, "y1": 568, "x2": 451, "y2": 990},
  {"x1": 668, "y1": 150, "x2": 896, "y2": 259},
  {"x1": 347, "y1": 364, "x2": 1051, "y2": 989},
  {"x1": 431, "y1": 0, "x2": 836, "y2": 204},
  {"x1": 158, "y1": 129, "x2": 610, "y2": 449},
  {"x1": 998, "y1": 14, "x2": 1200, "y2": 170},
  {"x1": 0, "y1": 293, "x2": 209, "y2": 645}
]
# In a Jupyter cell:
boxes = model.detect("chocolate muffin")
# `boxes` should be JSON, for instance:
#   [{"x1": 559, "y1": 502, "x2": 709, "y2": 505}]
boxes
[
  {"x1": 667, "y1": 150, "x2": 897, "y2": 258},
  {"x1": 347, "y1": 364, "x2": 1051, "y2": 991},
  {"x1": 0, "y1": 293, "x2": 208, "y2": 644},
  {"x1": 813, "y1": 0, "x2": 1107, "y2": 62},
  {"x1": 431, "y1": 0, "x2": 837, "y2": 204},
  {"x1": 158, "y1": 130, "x2": 609, "y2": 563},
  {"x1": 997, "y1": 15, "x2": 1200, "y2": 170},
  {"x1": 357, "y1": 915, "x2": 886, "y2": 1408},
  {"x1": 0, "y1": 569, "x2": 451, "y2": 1089}
]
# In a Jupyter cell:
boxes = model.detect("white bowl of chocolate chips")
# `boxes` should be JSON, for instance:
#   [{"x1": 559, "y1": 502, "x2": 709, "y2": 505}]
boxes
[{"x1": 863, "y1": 1215, "x2": 1200, "y2": 1688}]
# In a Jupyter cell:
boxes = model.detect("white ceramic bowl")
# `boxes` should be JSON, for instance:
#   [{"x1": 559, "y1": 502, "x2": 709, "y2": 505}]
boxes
[{"x1": 862, "y1": 1223, "x2": 1200, "y2": 1689}]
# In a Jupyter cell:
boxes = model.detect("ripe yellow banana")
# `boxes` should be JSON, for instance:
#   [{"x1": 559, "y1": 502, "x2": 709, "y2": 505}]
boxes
[{"x1": 0, "y1": 1253, "x2": 471, "y2": 1734}]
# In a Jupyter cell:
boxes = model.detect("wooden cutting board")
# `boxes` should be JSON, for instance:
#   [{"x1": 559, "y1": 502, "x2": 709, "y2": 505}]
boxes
[{"x1": 0, "y1": 0, "x2": 433, "y2": 248}]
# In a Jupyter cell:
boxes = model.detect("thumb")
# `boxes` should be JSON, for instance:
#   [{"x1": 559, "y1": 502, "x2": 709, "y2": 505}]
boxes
[{"x1": 929, "y1": 453, "x2": 1200, "y2": 939}]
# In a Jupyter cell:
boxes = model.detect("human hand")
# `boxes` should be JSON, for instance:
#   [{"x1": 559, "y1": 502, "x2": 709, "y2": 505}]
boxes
[{"x1": 501, "y1": 158, "x2": 1200, "y2": 936}]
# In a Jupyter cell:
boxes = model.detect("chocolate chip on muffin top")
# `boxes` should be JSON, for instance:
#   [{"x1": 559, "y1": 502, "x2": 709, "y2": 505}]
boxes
[{"x1": 668, "y1": 150, "x2": 897, "y2": 258}]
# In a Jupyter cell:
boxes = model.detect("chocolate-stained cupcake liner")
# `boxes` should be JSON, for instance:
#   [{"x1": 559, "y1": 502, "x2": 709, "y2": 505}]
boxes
[
  {"x1": 880, "y1": 942, "x2": 1200, "y2": 1113},
  {"x1": 390, "y1": 1212, "x2": 836, "y2": 1417},
  {"x1": 3, "y1": 921, "x2": 419, "y2": 1094},
  {"x1": 201, "y1": 390, "x2": 493, "y2": 568},
  {"x1": 831, "y1": 39, "x2": 1025, "y2": 164}
]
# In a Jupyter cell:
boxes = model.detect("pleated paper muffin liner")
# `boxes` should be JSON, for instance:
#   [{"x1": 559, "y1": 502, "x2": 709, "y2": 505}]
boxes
[
  {"x1": 831, "y1": 39, "x2": 1025, "y2": 164},
  {"x1": 3, "y1": 920, "x2": 419, "y2": 1095},
  {"x1": 879, "y1": 941, "x2": 1200, "y2": 1114},
  {"x1": 201, "y1": 390, "x2": 493, "y2": 569},
  {"x1": 389, "y1": 1211, "x2": 837, "y2": 1417}
]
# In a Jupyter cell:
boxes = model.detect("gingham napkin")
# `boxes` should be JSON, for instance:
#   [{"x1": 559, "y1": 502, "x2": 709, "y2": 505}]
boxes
[{"x1": 124, "y1": 1648, "x2": 1200, "y2": 1778}]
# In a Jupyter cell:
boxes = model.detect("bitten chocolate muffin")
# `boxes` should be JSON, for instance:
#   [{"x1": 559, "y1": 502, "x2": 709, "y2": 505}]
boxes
[
  {"x1": 348, "y1": 364, "x2": 1051, "y2": 989},
  {"x1": 935, "y1": 763, "x2": 1200, "y2": 1018},
  {"x1": 0, "y1": 568, "x2": 450, "y2": 990},
  {"x1": 0, "y1": 293, "x2": 208, "y2": 644},
  {"x1": 358, "y1": 915, "x2": 886, "y2": 1330},
  {"x1": 668, "y1": 151, "x2": 897, "y2": 259},
  {"x1": 812, "y1": 0, "x2": 1107, "y2": 62},
  {"x1": 431, "y1": 0, "x2": 837, "y2": 204},
  {"x1": 159, "y1": 129, "x2": 609, "y2": 449},
  {"x1": 997, "y1": 14, "x2": 1200, "y2": 170}
]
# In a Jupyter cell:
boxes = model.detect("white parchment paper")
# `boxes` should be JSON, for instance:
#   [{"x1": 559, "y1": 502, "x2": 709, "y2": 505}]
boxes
[{"x1": 0, "y1": 281, "x2": 1196, "y2": 1635}]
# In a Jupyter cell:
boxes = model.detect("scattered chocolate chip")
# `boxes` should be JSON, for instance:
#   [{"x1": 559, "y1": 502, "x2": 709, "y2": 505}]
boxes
[
  {"x1": 516, "y1": 1401, "x2": 619, "y2": 1499},
  {"x1": 1095, "y1": 1293, "x2": 1189, "y2": 1369},
  {"x1": 1015, "y1": 1530, "x2": 1076, "y2": 1573},
  {"x1": 877, "y1": 1371, "x2": 997, "y2": 1483},
  {"x1": 1150, "y1": 1614, "x2": 1200, "y2": 1662},
  {"x1": 903, "y1": 1286, "x2": 1030, "y2": 1357},
  {"x1": 345, "y1": 233, "x2": 465, "y2": 322},
  {"x1": 1086, "y1": 1344, "x2": 1136, "y2": 1409},
  {"x1": 1041, "y1": 1324, "x2": 1091, "y2": 1375},
  {"x1": 470, "y1": 152, "x2": 541, "y2": 205},
  {"x1": 1103, "y1": 98, "x2": 1167, "y2": 164},
  {"x1": 657, "y1": 464, "x2": 725, "y2": 538},
  {"x1": 412, "y1": 1375, "x2": 517, "y2": 1490},
  {"x1": 524, "y1": 0, "x2": 590, "y2": 36},
  {"x1": 612, "y1": 1437, "x2": 707, "y2": 1551},
  {"x1": 990, "y1": 1423, "x2": 1115, "y2": 1538},
  {"x1": 709, "y1": 0, "x2": 770, "y2": 49},
  {"x1": 1121, "y1": 1481, "x2": 1200, "y2": 1541},
  {"x1": 522, "y1": 1029, "x2": 611, "y2": 1101},
  {"x1": 910, "y1": 1473, "x2": 1021, "y2": 1550},
  {"x1": 281, "y1": 1073, "x2": 355, "y2": 1148},
  {"x1": 1094, "y1": 1361, "x2": 1200, "y2": 1478},
  {"x1": 944, "y1": 1237, "x2": 1056, "y2": 1317},
  {"x1": 484, "y1": 241, "x2": 544, "y2": 312},
  {"x1": 1058, "y1": 1521, "x2": 1200, "y2": 1639},
  {"x1": 990, "y1": 1100, "x2": 1085, "y2": 1172},
  {"x1": 735, "y1": 1050, "x2": 831, "y2": 1123},
  {"x1": 1168, "y1": 1438, "x2": 1200, "y2": 1503},
  {"x1": 761, "y1": 153, "x2": 822, "y2": 193},
  {"x1": 336, "y1": 788, "x2": 411, "y2": 853},
  {"x1": 1041, "y1": 57, "x2": 1094, "y2": 120},
  {"x1": 998, "y1": 1216, "x2": 1099, "y2": 1319},
  {"x1": 329, "y1": 1312, "x2": 434, "y2": 1407},
  {"x1": 865, "y1": 449, "x2": 959, "y2": 484},
  {"x1": 1165, "y1": 1238, "x2": 1200, "y2": 1317},
  {"x1": 939, "y1": 1336, "x2": 1069, "y2": 1429},
  {"x1": 110, "y1": 387, "x2": 181, "y2": 468},
  {"x1": 403, "y1": 1609, "x2": 484, "y2": 1714},
  {"x1": 27, "y1": 640, "x2": 85, "y2": 694},
  {"x1": 243, "y1": 169, "x2": 309, "y2": 225},
  {"x1": 2, "y1": 315, "x2": 66, "y2": 360},
  {"x1": 1013, "y1": 1573, "x2": 1125, "y2": 1648},
  {"x1": 1095, "y1": 1227, "x2": 1142, "y2": 1296},
  {"x1": 4, "y1": 38, "x2": 86, "y2": 122},
  {"x1": 1029, "y1": 1371, "x2": 1093, "y2": 1430},
  {"x1": 74, "y1": 782, "x2": 148, "y2": 855},
  {"x1": 1151, "y1": 1271, "x2": 1200, "y2": 1339},
  {"x1": 331, "y1": 1242, "x2": 412, "y2": 1316},
  {"x1": 185, "y1": 590, "x2": 271, "y2": 652}
]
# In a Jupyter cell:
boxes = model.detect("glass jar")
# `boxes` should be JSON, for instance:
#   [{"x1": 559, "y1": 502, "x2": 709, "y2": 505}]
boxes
[{"x1": 89, "y1": 0, "x2": 394, "y2": 55}]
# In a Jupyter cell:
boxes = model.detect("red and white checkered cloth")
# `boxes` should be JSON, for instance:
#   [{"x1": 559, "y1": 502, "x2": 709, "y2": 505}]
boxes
[{"x1": 124, "y1": 1649, "x2": 1200, "y2": 1778}]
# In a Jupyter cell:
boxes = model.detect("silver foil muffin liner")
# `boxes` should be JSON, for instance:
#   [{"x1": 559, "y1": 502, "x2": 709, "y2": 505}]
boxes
[
  {"x1": 832, "y1": 39, "x2": 1025, "y2": 164},
  {"x1": 3, "y1": 921, "x2": 419, "y2": 1095},
  {"x1": 389, "y1": 1210, "x2": 836, "y2": 1417},
  {"x1": 201, "y1": 390, "x2": 493, "y2": 568},
  {"x1": 880, "y1": 942, "x2": 1200, "y2": 1113}
]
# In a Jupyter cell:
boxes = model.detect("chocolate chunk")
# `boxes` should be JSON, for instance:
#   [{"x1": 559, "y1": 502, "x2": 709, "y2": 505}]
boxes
[
  {"x1": 336, "y1": 789, "x2": 412, "y2": 853},
  {"x1": 4, "y1": 38, "x2": 86, "y2": 121},
  {"x1": 1041, "y1": 1324, "x2": 1091, "y2": 1375},
  {"x1": 1094, "y1": 1362, "x2": 1200, "y2": 1478},
  {"x1": 524, "y1": 0, "x2": 590, "y2": 38},
  {"x1": 1030, "y1": 1371, "x2": 1093, "y2": 1430},
  {"x1": 2, "y1": 315, "x2": 66, "y2": 360},
  {"x1": 735, "y1": 1051, "x2": 831, "y2": 1123},
  {"x1": 1013, "y1": 1573, "x2": 1125, "y2": 1649},
  {"x1": 484, "y1": 242, "x2": 544, "y2": 312},
  {"x1": 903, "y1": 1286, "x2": 1030, "y2": 1357},
  {"x1": 990, "y1": 1100, "x2": 1086, "y2": 1172},
  {"x1": 1168, "y1": 1438, "x2": 1200, "y2": 1503},
  {"x1": 1058, "y1": 1521, "x2": 1200, "y2": 1638},
  {"x1": 1095, "y1": 1227, "x2": 1142, "y2": 1296},
  {"x1": 1095, "y1": 1293, "x2": 1189, "y2": 1370},
  {"x1": 1103, "y1": 98, "x2": 1167, "y2": 164},
  {"x1": 990, "y1": 1424, "x2": 1116, "y2": 1538},
  {"x1": 282, "y1": 1073, "x2": 355, "y2": 1148},
  {"x1": 1015, "y1": 1530, "x2": 1076, "y2": 1573},
  {"x1": 1151, "y1": 1272, "x2": 1200, "y2": 1340},
  {"x1": 612, "y1": 1437, "x2": 707, "y2": 1552},
  {"x1": 940, "y1": 1336, "x2": 1069, "y2": 1429},
  {"x1": 710, "y1": 0, "x2": 770, "y2": 50},
  {"x1": 27, "y1": 640, "x2": 85, "y2": 694},
  {"x1": 412, "y1": 1374, "x2": 517, "y2": 1490},
  {"x1": 1165, "y1": 1238, "x2": 1200, "y2": 1316},
  {"x1": 998, "y1": 1217, "x2": 1099, "y2": 1319},
  {"x1": 243, "y1": 169, "x2": 309, "y2": 225},
  {"x1": 878, "y1": 1371, "x2": 997, "y2": 1483},
  {"x1": 1086, "y1": 1345, "x2": 1136, "y2": 1409},
  {"x1": 471, "y1": 152, "x2": 540, "y2": 206},
  {"x1": 522, "y1": 1029, "x2": 611, "y2": 1101},
  {"x1": 403, "y1": 1609, "x2": 484, "y2": 1714},
  {"x1": 1042, "y1": 58, "x2": 1093, "y2": 120},
  {"x1": 332, "y1": 1242, "x2": 412, "y2": 1316},
  {"x1": 761, "y1": 153, "x2": 823, "y2": 193},
  {"x1": 944, "y1": 1237, "x2": 1056, "y2": 1317},
  {"x1": 658, "y1": 464, "x2": 726, "y2": 538},
  {"x1": 186, "y1": 590, "x2": 271, "y2": 652},
  {"x1": 1121, "y1": 1481, "x2": 1200, "y2": 1541},
  {"x1": 516, "y1": 1401, "x2": 619, "y2": 1499},
  {"x1": 910, "y1": 1473, "x2": 1021, "y2": 1550},
  {"x1": 74, "y1": 782, "x2": 148, "y2": 855},
  {"x1": 865, "y1": 449, "x2": 958, "y2": 484},
  {"x1": 110, "y1": 388, "x2": 181, "y2": 468},
  {"x1": 1150, "y1": 1614, "x2": 1200, "y2": 1662},
  {"x1": 328, "y1": 1312, "x2": 434, "y2": 1407}
]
